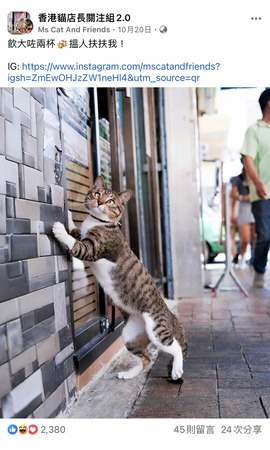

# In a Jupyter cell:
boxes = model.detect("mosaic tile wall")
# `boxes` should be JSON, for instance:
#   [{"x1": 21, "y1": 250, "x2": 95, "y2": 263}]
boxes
[{"x1": 0, "y1": 88, "x2": 76, "y2": 418}]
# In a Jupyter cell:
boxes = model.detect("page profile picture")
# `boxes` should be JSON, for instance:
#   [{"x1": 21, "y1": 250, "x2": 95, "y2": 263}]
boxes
[{"x1": 7, "y1": 12, "x2": 33, "y2": 34}]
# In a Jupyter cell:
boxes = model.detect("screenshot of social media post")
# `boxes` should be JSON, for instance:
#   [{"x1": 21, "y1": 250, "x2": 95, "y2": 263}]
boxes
[{"x1": 1, "y1": 1, "x2": 270, "y2": 449}]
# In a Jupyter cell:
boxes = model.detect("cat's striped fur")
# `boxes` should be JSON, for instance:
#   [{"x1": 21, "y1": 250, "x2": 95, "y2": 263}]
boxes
[{"x1": 53, "y1": 176, "x2": 187, "y2": 381}]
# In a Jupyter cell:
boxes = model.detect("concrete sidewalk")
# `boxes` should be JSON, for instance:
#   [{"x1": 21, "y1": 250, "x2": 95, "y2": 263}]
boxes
[{"x1": 63, "y1": 264, "x2": 270, "y2": 419}]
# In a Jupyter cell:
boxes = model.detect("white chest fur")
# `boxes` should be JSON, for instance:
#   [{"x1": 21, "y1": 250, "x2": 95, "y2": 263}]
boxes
[
  {"x1": 80, "y1": 215, "x2": 101, "y2": 239},
  {"x1": 90, "y1": 259, "x2": 116, "y2": 293},
  {"x1": 90, "y1": 259, "x2": 134, "y2": 314}
]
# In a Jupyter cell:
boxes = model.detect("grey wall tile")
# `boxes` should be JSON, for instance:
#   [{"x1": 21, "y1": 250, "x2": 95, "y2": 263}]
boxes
[
  {"x1": 40, "y1": 204, "x2": 64, "y2": 222},
  {"x1": 23, "y1": 152, "x2": 37, "y2": 169},
  {"x1": 6, "y1": 319, "x2": 23, "y2": 359},
  {"x1": 23, "y1": 317, "x2": 55, "y2": 350},
  {"x1": 0, "y1": 265, "x2": 10, "y2": 302},
  {"x1": 7, "y1": 261, "x2": 24, "y2": 278},
  {"x1": 0, "y1": 156, "x2": 19, "y2": 196},
  {"x1": 27, "y1": 256, "x2": 56, "y2": 291},
  {"x1": 33, "y1": 381, "x2": 66, "y2": 418},
  {"x1": 6, "y1": 218, "x2": 31, "y2": 234},
  {"x1": 15, "y1": 394, "x2": 42, "y2": 418},
  {"x1": 53, "y1": 283, "x2": 68, "y2": 332},
  {"x1": 36, "y1": 333, "x2": 60, "y2": 366},
  {"x1": 21, "y1": 312, "x2": 35, "y2": 331},
  {"x1": 35, "y1": 303, "x2": 54, "y2": 323},
  {"x1": 22, "y1": 128, "x2": 38, "y2": 169},
  {"x1": 10, "y1": 234, "x2": 38, "y2": 261},
  {"x1": 13, "y1": 88, "x2": 31, "y2": 116},
  {"x1": 43, "y1": 157, "x2": 56, "y2": 198},
  {"x1": 0, "y1": 116, "x2": 5, "y2": 155},
  {"x1": 0, "y1": 262, "x2": 29, "y2": 302},
  {"x1": 15, "y1": 199, "x2": 40, "y2": 220},
  {"x1": 23, "y1": 165, "x2": 44, "y2": 201},
  {"x1": 0, "y1": 363, "x2": 12, "y2": 398},
  {"x1": 2, "y1": 89, "x2": 14, "y2": 123},
  {"x1": 0, "y1": 248, "x2": 7, "y2": 264},
  {"x1": 6, "y1": 197, "x2": 15, "y2": 218},
  {"x1": 0, "y1": 298, "x2": 20, "y2": 325},
  {"x1": 21, "y1": 126, "x2": 30, "y2": 153},
  {"x1": 37, "y1": 186, "x2": 46, "y2": 203},
  {"x1": 0, "y1": 195, "x2": 6, "y2": 234},
  {"x1": 18, "y1": 285, "x2": 54, "y2": 315},
  {"x1": 28, "y1": 273, "x2": 56, "y2": 293},
  {"x1": 58, "y1": 326, "x2": 73, "y2": 351},
  {"x1": 22, "y1": 327, "x2": 35, "y2": 351},
  {"x1": 25, "y1": 361, "x2": 35, "y2": 378},
  {"x1": 5, "y1": 159, "x2": 19, "y2": 189},
  {"x1": 2, "y1": 369, "x2": 43, "y2": 417},
  {"x1": 66, "y1": 372, "x2": 76, "y2": 399},
  {"x1": 28, "y1": 135, "x2": 38, "y2": 157},
  {"x1": 1, "y1": 392, "x2": 14, "y2": 418},
  {"x1": 0, "y1": 156, "x2": 5, "y2": 194},
  {"x1": 6, "y1": 182, "x2": 17, "y2": 198},
  {"x1": 20, "y1": 111, "x2": 31, "y2": 129},
  {"x1": 10, "y1": 345, "x2": 37, "y2": 376},
  {"x1": 50, "y1": 185, "x2": 64, "y2": 208},
  {"x1": 11, "y1": 368, "x2": 25, "y2": 389},
  {"x1": 27, "y1": 256, "x2": 55, "y2": 279},
  {"x1": 56, "y1": 355, "x2": 74, "y2": 385},
  {"x1": 0, "y1": 325, "x2": 8, "y2": 364},
  {"x1": 36, "y1": 106, "x2": 45, "y2": 172},
  {"x1": 5, "y1": 110, "x2": 22, "y2": 163},
  {"x1": 33, "y1": 317, "x2": 55, "y2": 344},
  {"x1": 8, "y1": 261, "x2": 29, "y2": 299},
  {"x1": 38, "y1": 234, "x2": 52, "y2": 257},
  {"x1": 54, "y1": 344, "x2": 74, "y2": 366},
  {"x1": 30, "y1": 88, "x2": 46, "y2": 106},
  {"x1": 41, "y1": 359, "x2": 58, "y2": 399},
  {"x1": 30, "y1": 97, "x2": 37, "y2": 138}
]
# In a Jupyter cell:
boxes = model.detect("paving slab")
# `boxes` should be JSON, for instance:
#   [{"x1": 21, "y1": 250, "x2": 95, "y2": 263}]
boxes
[{"x1": 62, "y1": 265, "x2": 270, "y2": 419}]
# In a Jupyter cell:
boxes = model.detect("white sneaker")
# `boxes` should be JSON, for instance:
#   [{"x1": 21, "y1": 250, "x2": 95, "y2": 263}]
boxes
[
  {"x1": 253, "y1": 272, "x2": 265, "y2": 288},
  {"x1": 238, "y1": 255, "x2": 246, "y2": 270}
]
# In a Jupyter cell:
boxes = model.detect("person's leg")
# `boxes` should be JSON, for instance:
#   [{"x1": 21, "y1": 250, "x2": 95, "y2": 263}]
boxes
[
  {"x1": 252, "y1": 200, "x2": 270, "y2": 274},
  {"x1": 237, "y1": 223, "x2": 251, "y2": 268},
  {"x1": 239, "y1": 223, "x2": 251, "y2": 256},
  {"x1": 252, "y1": 200, "x2": 270, "y2": 287},
  {"x1": 230, "y1": 223, "x2": 239, "y2": 262},
  {"x1": 249, "y1": 222, "x2": 257, "y2": 263}
]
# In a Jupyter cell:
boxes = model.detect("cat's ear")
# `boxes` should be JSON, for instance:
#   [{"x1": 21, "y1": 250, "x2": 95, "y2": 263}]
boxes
[
  {"x1": 118, "y1": 189, "x2": 132, "y2": 204},
  {"x1": 93, "y1": 175, "x2": 105, "y2": 188}
]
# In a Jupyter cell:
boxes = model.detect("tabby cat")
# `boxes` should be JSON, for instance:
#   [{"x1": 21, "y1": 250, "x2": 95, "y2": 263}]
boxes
[{"x1": 53, "y1": 176, "x2": 187, "y2": 381}]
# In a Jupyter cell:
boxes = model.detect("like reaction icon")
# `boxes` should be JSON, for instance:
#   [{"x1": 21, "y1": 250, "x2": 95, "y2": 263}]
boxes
[{"x1": 8, "y1": 424, "x2": 18, "y2": 435}]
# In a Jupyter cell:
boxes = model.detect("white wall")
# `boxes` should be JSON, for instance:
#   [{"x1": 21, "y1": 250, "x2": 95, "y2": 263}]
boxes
[{"x1": 165, "y1": 88, "x2": 203, "y2": 298}]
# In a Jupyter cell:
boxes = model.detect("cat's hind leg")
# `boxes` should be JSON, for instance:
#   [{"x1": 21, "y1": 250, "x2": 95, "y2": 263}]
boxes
[
  {"x1": 117, "y1": 313, "x2": 151, "y2": 380},
  {"x1": 142, "y1": 312, "x2": 184, "y2": 381}
]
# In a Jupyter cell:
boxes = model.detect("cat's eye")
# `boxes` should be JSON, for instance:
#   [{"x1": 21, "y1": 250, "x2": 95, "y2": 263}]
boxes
[
  {"x1": 94, "y1": 192, "x2": 101, "y2": 199},
  {"x1": 107, "y1": 199, "x2": 115, "y2": 205}
]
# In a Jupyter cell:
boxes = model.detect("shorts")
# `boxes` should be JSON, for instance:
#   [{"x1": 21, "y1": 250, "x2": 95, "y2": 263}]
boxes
[{"x1": 237, "y1": 201, "x2": 255, "y2": 226}]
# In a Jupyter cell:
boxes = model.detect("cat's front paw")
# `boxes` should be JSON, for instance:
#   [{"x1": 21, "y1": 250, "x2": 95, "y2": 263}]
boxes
[
  {"x1": 53, "y1": 222, "x2": 76, "y2": 250},
  {"x1": 52, "y1": 222, "x2": 75, "y2": 250},
  {"x1": 53, "y1": 222, "x2": 67, "y2": 242}
]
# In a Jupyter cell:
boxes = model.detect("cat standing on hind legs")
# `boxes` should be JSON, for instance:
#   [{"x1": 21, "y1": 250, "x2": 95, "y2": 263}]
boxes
[{"x1": 53, "y1": 175, "x2": 187, "y2": 382}]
